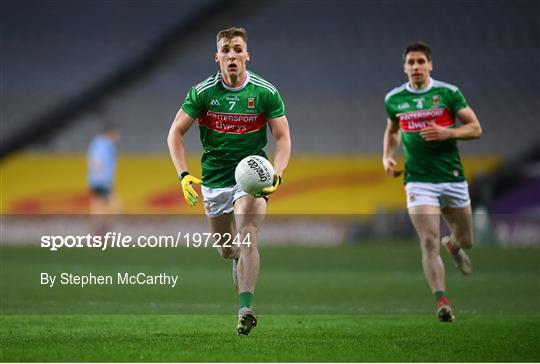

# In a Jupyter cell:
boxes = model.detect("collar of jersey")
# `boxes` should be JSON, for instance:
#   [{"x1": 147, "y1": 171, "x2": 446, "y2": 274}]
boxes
[
  {"x1": 406, "y1": 77, "x2": 433, "y2": 94},
  {"x1": 220, "y1": 71, "x2": 251, "y2": 92}
]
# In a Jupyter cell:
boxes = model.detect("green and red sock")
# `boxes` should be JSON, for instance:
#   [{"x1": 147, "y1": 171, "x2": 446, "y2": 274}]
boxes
[
  {"x1": 434, "y1": 290, "x2": 451, "y2": 307},
  {"x1": 446, "y1": 238, "x2": 460, "y2": 255}
]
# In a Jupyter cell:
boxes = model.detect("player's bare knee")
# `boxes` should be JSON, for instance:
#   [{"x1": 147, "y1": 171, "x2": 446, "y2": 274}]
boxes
[
  {"x1": 239, "y1": 229, "x2": 258, "y2": 253},
  {"x1": 239, "y1": 223, "x2": 258, "y2": 239},
  {"x1": 420, "y1": 235, "x2": 440, "y2": 256}
]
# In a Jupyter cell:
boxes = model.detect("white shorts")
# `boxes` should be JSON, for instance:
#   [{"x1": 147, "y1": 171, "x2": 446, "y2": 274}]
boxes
[
  {"x1": 201, "y1": 185, "x2": 248, "y2": 218},
  {"x1": 405, "y1": 181, "x2": 470, "y2": 209}
]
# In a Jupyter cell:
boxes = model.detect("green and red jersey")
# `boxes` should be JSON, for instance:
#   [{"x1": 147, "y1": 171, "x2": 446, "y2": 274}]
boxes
[
  {"x1": 182, "y1": 71, "x2": 285, "y2": 188},
  {"x1": 385, "y1": 78, "x2": 468, "y2": 184}
]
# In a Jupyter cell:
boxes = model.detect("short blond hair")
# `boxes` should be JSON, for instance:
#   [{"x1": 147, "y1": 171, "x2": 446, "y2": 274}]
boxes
[{"x1": 216, "y1": 27, "x2": 248, "y2": 44}]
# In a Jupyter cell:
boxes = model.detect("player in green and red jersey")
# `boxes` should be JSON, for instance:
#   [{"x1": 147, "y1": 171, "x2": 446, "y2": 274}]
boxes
[
  {"x1": 383, "y1": 42, "x2": 482, "y2": 322},
  {"x1": 167, "y1": 27, "x2": 291, "y2": 335}
]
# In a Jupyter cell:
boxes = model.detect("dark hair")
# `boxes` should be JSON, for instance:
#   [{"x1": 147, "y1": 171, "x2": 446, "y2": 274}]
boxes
[
  {"x1": 216, "y1": 27, "x2": 248, "y2": 43},
  {"x1": 403, "y1": 42, "x2": 432, "y2": 61}
]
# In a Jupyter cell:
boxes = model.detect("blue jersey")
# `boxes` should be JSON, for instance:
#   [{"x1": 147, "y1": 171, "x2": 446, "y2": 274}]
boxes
[{"x1": 87, "y1": 135, "x2": 116, "y2": 188}]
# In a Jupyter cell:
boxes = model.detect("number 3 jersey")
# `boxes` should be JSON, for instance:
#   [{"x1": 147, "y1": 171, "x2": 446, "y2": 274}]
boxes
[
  {"x1": 181, "y1": 71, "x2": 286, "y2": 188},
  {"x1": 384, "y1": 78, "x2": 468, "y2": 184}
]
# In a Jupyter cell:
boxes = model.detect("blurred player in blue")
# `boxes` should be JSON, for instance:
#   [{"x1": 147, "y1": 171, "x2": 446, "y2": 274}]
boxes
[{"x1": 87, "y1": 124, "x2": 120, "y2": 232}]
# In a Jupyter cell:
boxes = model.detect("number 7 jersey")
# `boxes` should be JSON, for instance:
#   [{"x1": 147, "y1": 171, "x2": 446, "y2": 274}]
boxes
[
  {"x1": 384, "y1": 78, "x2": 468, "y2": 184},
  {"x1": 181, "y1": 71, "x2": 286, "y2": 188}
]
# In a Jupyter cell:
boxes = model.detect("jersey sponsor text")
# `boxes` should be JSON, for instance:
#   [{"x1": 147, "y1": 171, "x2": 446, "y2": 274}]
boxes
[
  {"x1": 199, "y1": 111, "x2": 266, "y2": 134},
  {"x1": 397, "y1": 108, "x2": 454, "y2": 132}
]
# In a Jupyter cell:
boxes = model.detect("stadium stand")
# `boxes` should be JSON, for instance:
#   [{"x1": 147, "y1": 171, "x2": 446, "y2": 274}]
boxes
[{"x1": 2, "y1": 0, "x2": 538, "y2": 156}]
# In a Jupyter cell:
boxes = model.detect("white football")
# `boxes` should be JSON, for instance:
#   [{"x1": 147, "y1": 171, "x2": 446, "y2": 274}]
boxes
[{"x1": 235, "y1": 156, "x2": 274, "y2": 195}]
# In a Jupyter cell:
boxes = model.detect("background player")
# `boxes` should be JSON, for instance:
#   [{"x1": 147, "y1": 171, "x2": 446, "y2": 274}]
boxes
[
  {"x1": 167, "y1": 27, "x2": 291, "y2": 335},
  {"x1": 382, "y1": 42, "x2": 482, "y2": 322},
  {"x1": 87, "y1": 124, "x2": 120, "y2": 234}
]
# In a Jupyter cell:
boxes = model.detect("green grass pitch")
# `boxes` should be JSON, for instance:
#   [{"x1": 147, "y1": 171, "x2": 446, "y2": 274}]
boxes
[{"x1": 1, "y1": 243, "x2": 539, "y2": 362}]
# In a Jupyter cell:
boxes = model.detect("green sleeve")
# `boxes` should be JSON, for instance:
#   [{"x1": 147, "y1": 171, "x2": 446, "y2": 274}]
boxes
[
  {"x1": 384, "y1": 98, "x2": 397, "y2": 122},
  {"x1": 265, "y1": 90, "x2": 286, "y2": 119},
  {"x1": 181, "y1": 87, "x2": 204, "y2": 119},
  {"x1": 452, "y1": 88, "x2": 468, "y2": 112}
]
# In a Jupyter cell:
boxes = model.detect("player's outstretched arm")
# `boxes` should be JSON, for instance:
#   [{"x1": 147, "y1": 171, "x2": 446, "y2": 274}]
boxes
[
  {"x1": 263, "y1": 115, "x2": 291, "y2": 195},
  {"x1": 267, "y1": 115, "x2": 291, "y2": 177},
  {"x1": 453, "y1": 107, "x2": 482, "y2": 140},
  {"x1": 167, "y1": 108, "x2": 201, "y2": 206},
  {"x1": 383, "y1": 118, "x2": 403, "y2": 177},
  {"x1": 167, "y1": 108, "x2": 195, "y2": 174}
]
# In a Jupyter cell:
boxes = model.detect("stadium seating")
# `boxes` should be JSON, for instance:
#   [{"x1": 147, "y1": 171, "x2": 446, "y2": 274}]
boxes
[
  {"x1": 1, "y1": 0, "x2": 219, "y2": 141},
  {"x1": 2, "y1": 0, "x2": 538, "y2": 155}
]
